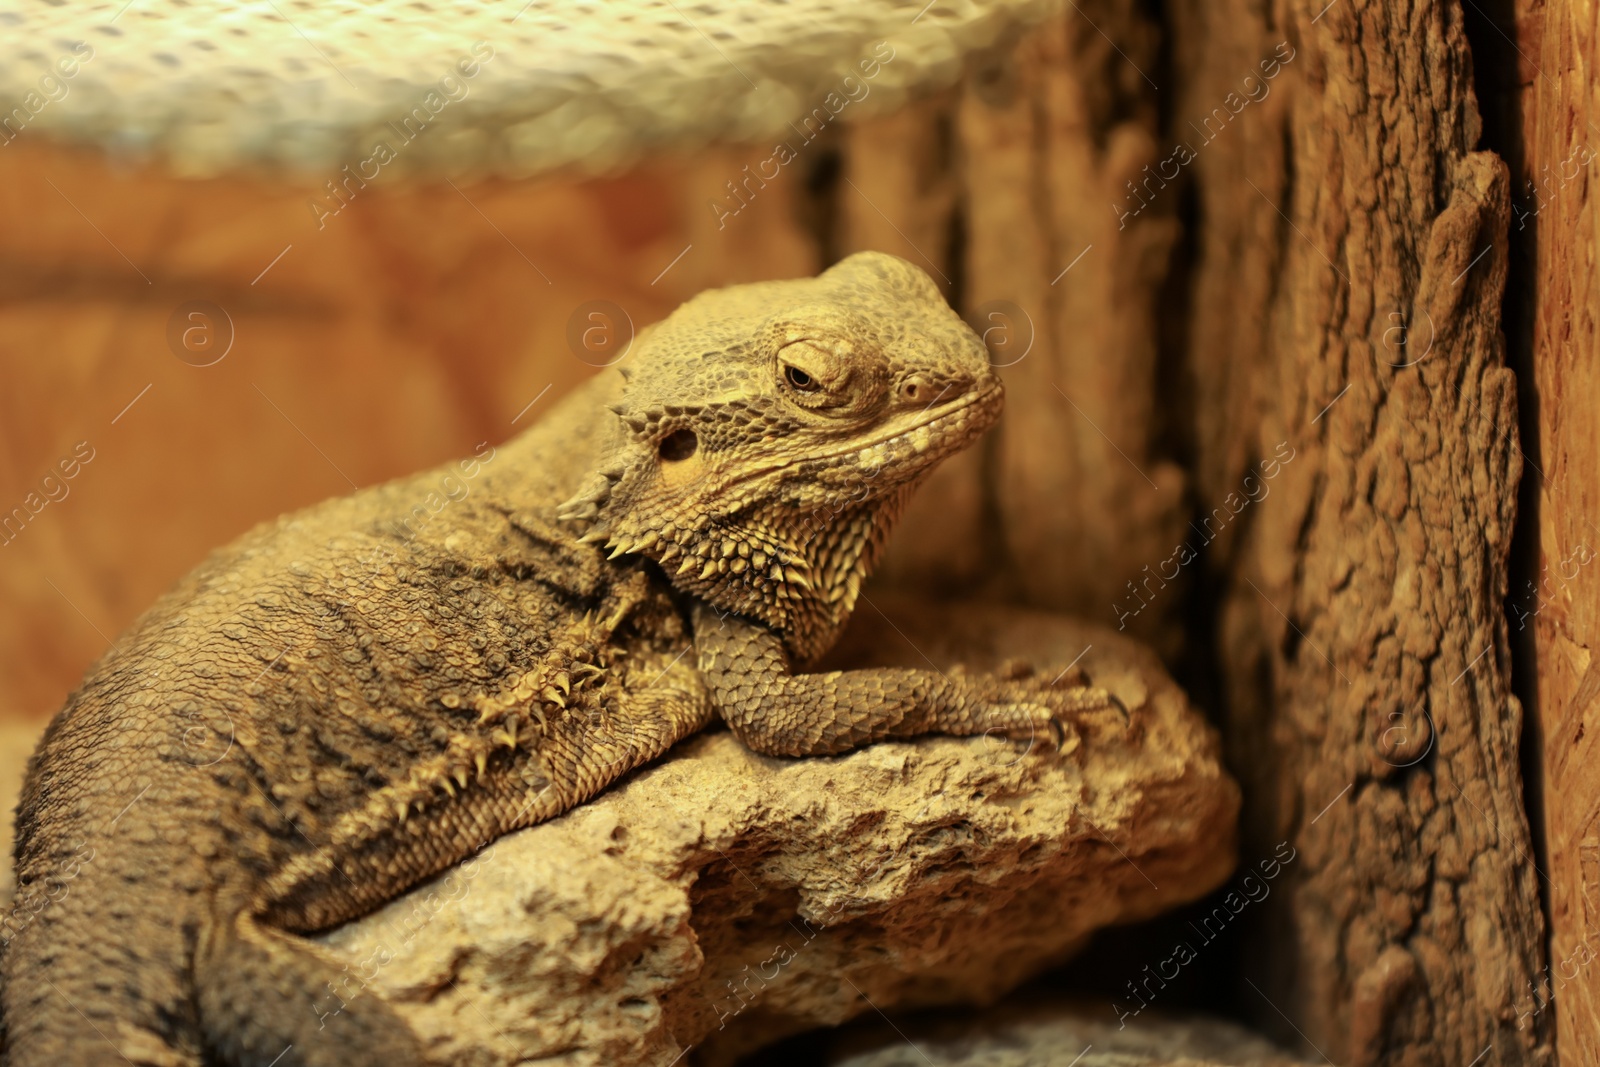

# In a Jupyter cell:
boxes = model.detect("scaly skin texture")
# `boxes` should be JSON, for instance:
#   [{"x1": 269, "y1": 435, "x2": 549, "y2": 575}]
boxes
[{"x1": 1, "y1": 252, "x2": 1122, "y2": 1067}]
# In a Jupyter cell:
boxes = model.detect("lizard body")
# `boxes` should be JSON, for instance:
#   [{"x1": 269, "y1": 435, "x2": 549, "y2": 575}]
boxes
[{"x1": 1, "y1": 252, "x2": 1121, "y2": 1066}]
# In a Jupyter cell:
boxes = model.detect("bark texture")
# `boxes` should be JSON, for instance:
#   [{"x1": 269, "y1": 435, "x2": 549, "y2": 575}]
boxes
[
  {"x1": 1166, "y1": 1, "x2": 1549, "y2": 1063},
  {"x1": 848, "y1": 5, "x2": 1191, "y2": 660},
  {"x1": 844, "y1": 5, "x2": 1548, "y2": 1059}
]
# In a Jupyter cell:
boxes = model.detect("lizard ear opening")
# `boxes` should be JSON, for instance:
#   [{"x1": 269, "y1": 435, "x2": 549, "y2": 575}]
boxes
[{"x1": 658, "y1": 429, "x2": 698, "y2": 462}]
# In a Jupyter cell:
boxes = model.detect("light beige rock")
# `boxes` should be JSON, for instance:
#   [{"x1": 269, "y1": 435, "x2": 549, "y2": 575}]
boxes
[
  {"x1": 828, "y1": 996, "x2": 1316, "y2": 1066},
  {"x1": 319, "y1": 598, "x2": 1240, "y2": 1066}
]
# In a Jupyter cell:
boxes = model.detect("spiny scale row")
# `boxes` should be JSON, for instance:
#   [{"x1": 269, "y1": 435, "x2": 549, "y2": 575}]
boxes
[
  {"x1": 380, "y1": 629, "x2": 622, "y2": 824},
  {"x1": 584, "y1": 525, "x2": 814, "y2": 592}
]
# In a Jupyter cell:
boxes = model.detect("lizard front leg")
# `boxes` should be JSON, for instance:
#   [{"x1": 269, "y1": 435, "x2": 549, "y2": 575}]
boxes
[{"x1": 692, "y1": 604, "x2": 1125, "y2": 757}]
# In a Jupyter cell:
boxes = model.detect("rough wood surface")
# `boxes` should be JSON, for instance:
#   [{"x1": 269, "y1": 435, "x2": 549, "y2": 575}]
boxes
[
  {"x1": 839, "y1": 6, "x2": 1191, "y2": 658},
  {"x1": 1167, "y1": 0, "x2": 1550, "y2": 1063},
  {"x1": 845, "y1": 6, "x2": 1551, "y2": 1059},
  {"x1": 965, "y1": 9, "x2": 1185, "y2": 649},
  {"x1": 1499, "y1": 0, "x2": 1600, "y2": 1058}
]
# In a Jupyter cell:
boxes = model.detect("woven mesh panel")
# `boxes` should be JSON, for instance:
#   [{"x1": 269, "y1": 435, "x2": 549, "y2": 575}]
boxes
[{"x1": 0, "y1": 0, "x2": 1057, "y2": 176}]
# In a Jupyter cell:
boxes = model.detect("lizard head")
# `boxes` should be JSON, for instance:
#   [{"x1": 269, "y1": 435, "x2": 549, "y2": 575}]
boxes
[{"x1": 558, "y1": 251, "x2": 1002, "y2": 659}]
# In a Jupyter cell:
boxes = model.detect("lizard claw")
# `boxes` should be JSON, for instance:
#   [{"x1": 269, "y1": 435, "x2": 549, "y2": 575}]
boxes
[
  {"x1": 1044, "y1": 711, "x2": 1069, "y2": 751},
  {"x1": 980, "y1": 702, "x2": 1081, "y2": 758},
  {"x1": 1050, "y1": 684, "x2": 1132, "y2": 740},
  {"x1": 980, "y1": 672, "x2": 1132, "y2": 760}
]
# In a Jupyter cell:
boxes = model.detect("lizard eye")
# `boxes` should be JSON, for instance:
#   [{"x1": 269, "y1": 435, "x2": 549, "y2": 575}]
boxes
[
  {"x1": 772, "y1": 336, "x2": 866, "y2": 413},
  {"x1": 783, "y1": 364, "x2": 819, "y2": 392}
]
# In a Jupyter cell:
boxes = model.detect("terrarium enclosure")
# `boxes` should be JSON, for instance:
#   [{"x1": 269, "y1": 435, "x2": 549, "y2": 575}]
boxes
[{"x1": 0, "y1": 0, "x2": 1588, "y2": 1064}]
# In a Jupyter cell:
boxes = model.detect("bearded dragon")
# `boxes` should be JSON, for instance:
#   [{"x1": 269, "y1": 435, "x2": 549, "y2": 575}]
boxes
[{"x1": 1, "y1": 252, "x2": 1124, "y2": 1067}]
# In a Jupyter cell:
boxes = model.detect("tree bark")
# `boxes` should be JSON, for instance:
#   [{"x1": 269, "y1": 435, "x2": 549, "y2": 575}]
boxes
[
  {"x1": 848, "y1": 1, "x2": 1551, "y2": 1062},
  {"x1": 1166, "y1": 0, "x2": 1549, "y2": 1062}
]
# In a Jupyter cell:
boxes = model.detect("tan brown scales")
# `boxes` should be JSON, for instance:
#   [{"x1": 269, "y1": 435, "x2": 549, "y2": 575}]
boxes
[{"x1": 1, "y1": 253, "x2": 1127, "y2": 1067}]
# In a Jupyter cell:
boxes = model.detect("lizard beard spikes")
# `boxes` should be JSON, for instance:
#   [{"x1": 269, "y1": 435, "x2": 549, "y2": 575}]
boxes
[
  {"x1": 555, "y1": 466, "x2": 624, "y2": 525},
  {"x1": 561, "y1": 424, "x2": 920, "y2": 663},
  {"x1": 563, "y1": 486, "x2": 821, "y2": 638}
]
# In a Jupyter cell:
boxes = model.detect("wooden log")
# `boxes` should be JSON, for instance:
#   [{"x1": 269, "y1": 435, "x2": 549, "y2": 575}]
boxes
[{"x1": 842, "y1": 3, "x2": 1190, "y2": 656}]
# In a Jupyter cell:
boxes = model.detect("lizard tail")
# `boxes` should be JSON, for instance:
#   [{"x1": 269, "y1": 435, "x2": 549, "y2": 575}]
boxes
[
  {"x1": 195, "y1": 910, "x2": 427, "y2": 1067},
  {"x1": 0, "y1": 869, "x2": 203, "y2": 1066}
]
